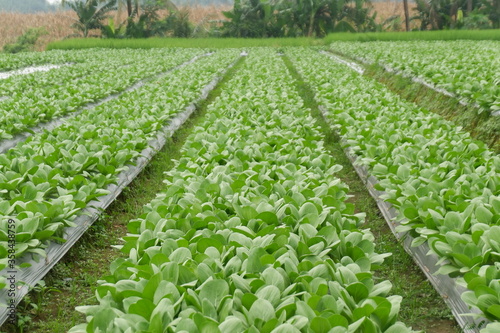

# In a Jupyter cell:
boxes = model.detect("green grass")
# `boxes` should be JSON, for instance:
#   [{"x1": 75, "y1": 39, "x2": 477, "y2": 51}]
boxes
[
  {"x1": 282, "y1": 54, "x2": 459, "y2": 333},
  {"x1": 46, "y1": 37, "x2": 324, "y2": 50},
  {"x1": 0, "y1": 56, "x2": 247, "y2": 333},
  {"x1": 46, "y1": 30, "x2": 500, "y2": 51},
  {"x1": 325, "y1": 29, "x2": 500, "y2": 42}
]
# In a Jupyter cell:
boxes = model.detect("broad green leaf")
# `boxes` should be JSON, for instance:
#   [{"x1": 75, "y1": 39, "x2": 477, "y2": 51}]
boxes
[
  {"x1": 219, "y1": 317, "x2": 245, "y2": 333},
  {"x1": 310, "y1": 317, "x2": 332, "y2": 333},
  {"x1": 149, "y1": 298, "x2": 173, "y2": 331},
  {"x1": 299, "y1": 202, "x2": 318, "y2": 218},
  {"x1": 256, "y1": 285, "x2": 281, "y2": 307},
  {"x1": 262, "y1": 267, "x2": 286, "y2": 291},
  {"x1": 250, "y1": 299, "x2": 275, "y2": 322},
  {"x1": 384, "y1": 322, "x2": 413, "y2": 333},
  {"x1": 128, "y1": 299, "x2": 155, "y2": 320},
  {"x1": 241, "y1": 206, "x2": 258, "y2": 221},
  {"x1": 199, "y1": 279, "x2": 230, "y2": 307},
  {"x1": 444, "y1": 212, "x2": 463, "y2": 231},
  {"x1": 476, "y1": 206, "x2": 493, "y2": 224},
  {"x1": 487, "y1": 304, "x2": 500, "y2": 320},
  {"x1": 246, "y1": 247, "x2": 268, "y2": 273},
  {"x1": 161, "y1": 262, "x2": 179, "y2": 284},
  {"x1": 270, "y1": 323, "x2": 301, "y2": 333},
  {"x1": 169, "y1": 247, "x2": 192, "y2": 264},
  {"x1": 396, "y1": 165, "x2": 410, "y2": 180},
  {"x1": 435, "y1": 264, "x2": 460, "y2": 276},
  {"x1": 295, "y1": 301, "x2": 315, "y2": 321},
  {"x1": 256, "y1": 211, "x2": 279, "y2": 225},
  {"x1": 92, "y1": 308, "x2": 116, "y2": 332}
]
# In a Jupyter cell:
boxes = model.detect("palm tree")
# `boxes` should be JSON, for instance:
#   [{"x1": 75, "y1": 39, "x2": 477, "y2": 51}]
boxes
[
  {"x1": 62, "y1": 0, "x2": 181, "y2": 38},
  {"x1": 63, "y1": 0, "x2": 116, "y2": 37}
]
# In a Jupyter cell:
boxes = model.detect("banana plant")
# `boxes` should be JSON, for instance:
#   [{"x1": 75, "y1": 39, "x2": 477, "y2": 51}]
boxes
[
  {"x1": 63, "y1": 0, "x2": 117, "y2": 37},
  {"x1": 62, "y1": 0, "x2": 179, "y2": 38}
]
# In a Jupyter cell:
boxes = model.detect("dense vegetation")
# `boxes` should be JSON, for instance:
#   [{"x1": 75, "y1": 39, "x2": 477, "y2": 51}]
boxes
[
  {"x1": 2, "y1": 28, "x2": 47, "y2": 54},
  {"x1": 46, "y1": 37, "x2": 321, "y2": 49},
  {"x1": 0, "y1": 49, "x2": 213, "y2": 267},
  {"x1": 289, "y1": 46, "x2": 500, "y2": 332},
  {"x1": 324, "y1": 29, "x2": 500, "y2": 41},
  {"x1": 56, "y1": 0, "x2": 500, "y2": 40},
  {"x1": 413, "y1": 0, "x2": 500, "y2": 29},
  {"x1": 66, "y1": 48, "x2": 413, "y2": 333},
  {"x1": 331, "y1": 40, "x2": 500, "y2": 113}
]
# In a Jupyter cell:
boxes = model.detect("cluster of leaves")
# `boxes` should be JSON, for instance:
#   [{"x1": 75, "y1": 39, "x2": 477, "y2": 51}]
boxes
[
  {"x1": 119, "y1": 2, "x2": 192, "y2": 38},
  {"x1": 2, "y1": 28, "x2": 48, "y2": 54},
  {"x1": 461, "y1": 264, "x2": 500, "y2": 330},
  {"x1": 69, "y1": 50, "x2": 412, "y2": 333},
  {"x1": 65, "y1": 0, "x2": 117, "y2": 38},
  {"x1": 412, "y1": 0, "x2": 500, "y2": 30},
  {"x1": 0, "y1": 48, "x2": 201, "y2": 140},
  {"x1": 332, "y1": 40, "x2": 500, "y2": 114},
  {"x1": 286, "y1": 47, "x2": 500, "y2": 331},
  {"x1": 0, "y1": 49, "x2": 238, "y2": 277},
  {"x1": 221, "y1": 0, "x2": 380, "y2": 38}
]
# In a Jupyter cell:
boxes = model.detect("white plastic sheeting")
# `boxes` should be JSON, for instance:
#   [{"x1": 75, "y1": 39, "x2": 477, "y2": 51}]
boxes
[
  {"x1": 0, "y1": 64, "x2": 66, "y2": 80},
  {"x1": 320, "y1": 51, "x2": 364, "y2": 75}
]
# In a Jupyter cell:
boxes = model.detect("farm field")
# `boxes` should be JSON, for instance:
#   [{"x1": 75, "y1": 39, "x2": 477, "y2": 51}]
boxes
[{"x1": 0, "y1": 40, "x2": 499, "y2": 332}]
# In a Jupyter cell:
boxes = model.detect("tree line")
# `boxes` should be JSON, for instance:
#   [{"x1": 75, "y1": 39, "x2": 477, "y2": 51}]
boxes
[{"x1": 58, "y1": 0, "x2": 500, "y2": 39}]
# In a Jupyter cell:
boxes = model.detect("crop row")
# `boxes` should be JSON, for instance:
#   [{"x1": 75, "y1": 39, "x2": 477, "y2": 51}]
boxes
[
  {"x1": 286, "y1": 47, "x2": 500, "y2": 331},
  {"x1": 0, "y1": 49, "x2": 92, "y2": 72},
  {"x1": 0, "y1": 48, "x2": 205, "y2": 140},
  {"x1": 0, "y1": 48, "x2": 204, "y2": 94},
  {"x1": 330, "y1": 41, "x2": 500, "y2": 113},
  {"x1": 69, "y1": 49, "x2": 412, "y2": 333},
  {"x1": 0, "y1": 49, "x2": 142, "y2": 94},
  {"x1": 0, "y1": 49, "x2": 240, "y2": 280}
]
